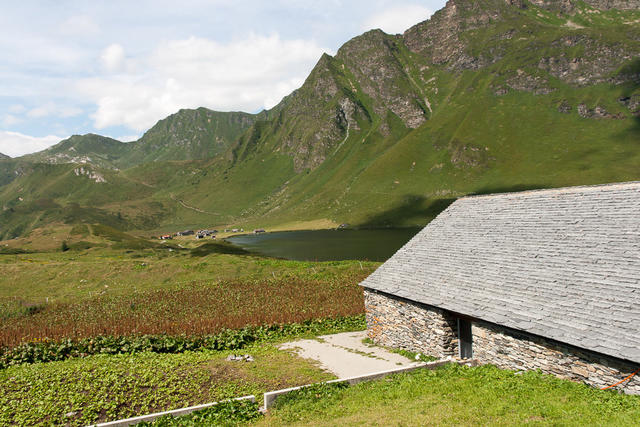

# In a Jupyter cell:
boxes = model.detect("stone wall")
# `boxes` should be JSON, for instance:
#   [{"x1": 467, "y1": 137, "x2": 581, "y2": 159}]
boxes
[
  {"x1": 364, "y1": 289, "x2": 458, "y2": 357},
  {"x1": 472, "y1": 321, "x2": 640, "y2": 394},
  {"x1": 364, "y1": 288, "x2": 640, "y2": 394}
]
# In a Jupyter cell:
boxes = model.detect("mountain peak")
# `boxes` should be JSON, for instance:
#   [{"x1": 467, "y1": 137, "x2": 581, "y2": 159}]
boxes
[
  {"x1": 0, "y1": 152, "x2": 10, "y2": 160},
  {"x1": 117, "y1": 107, "x2": 258, "y2": 168},
  {"x1": 18, "y1": 133, "x2": 126, "y2": 168}
]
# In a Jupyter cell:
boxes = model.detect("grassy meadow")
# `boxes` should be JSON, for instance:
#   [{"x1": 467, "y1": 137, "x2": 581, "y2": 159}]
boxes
[
  {"x1": 0, "y1": 228, "x2": 376, "y2": 348},
  {"x1": 259, "y1": 364, "x2": 640, "y2": 426},
  {"x1": 2, "y1": 223, "x2": 639, "y2": 427},
  {"x1": 0, "y1": 230, "x2": 374, "y2": 425}
]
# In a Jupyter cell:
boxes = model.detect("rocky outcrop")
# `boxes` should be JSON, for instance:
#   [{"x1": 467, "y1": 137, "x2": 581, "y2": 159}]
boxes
[
  {"x1": 619, "y1": 95, "x2": 640, "y2": 113},
  {"x1": 403, "y1": 0, "x2": 510, "y2": 68},
  {"x1": 528, "y1": 0, "x2": 640, "y2": 11},
  {"x1": 405, "y1": 0, "x2": 640, "y2": 79},
  {"x1": 336, "y1": 31, "x2": 427, "y2": 129},
  {"x1": 580, "y1": 0, "x2": 640, "y2": 10},
  {"x1": 259, "y1": 54, "x2": 365, "y2": 172},
  {"x1": 558, "y1": 100, "x2": 572, "y2": 113},
  {"x1": 576, "y1": 104, "x2": 625, "y2": 119},
  {"x1": 538, "y1": 36, "x2": 639, "y2": 86},
  {"x1": 527, "y1": 0, "x2": 575, "y2": 12},
  {"x1": 505, "y1": 70, "x2": 555, "y2": 94},
  {"x1": 73, "y1": 166, "x2": 107, "y2": 183},
  {"x1": 448, "y1": 140, "x2": 492, "y2": 169}
]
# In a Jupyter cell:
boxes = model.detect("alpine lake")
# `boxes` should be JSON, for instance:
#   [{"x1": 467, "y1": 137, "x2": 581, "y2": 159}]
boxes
[{"x1": 226, "y1": 228, "x2": 421, "y2": 262}]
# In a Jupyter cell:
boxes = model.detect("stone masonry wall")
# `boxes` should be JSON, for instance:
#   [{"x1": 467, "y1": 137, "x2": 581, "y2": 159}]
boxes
[
  {"x1": 364, "y1": 289, "x2": 458, "y2": 358},
  {"x1": 364, "y1": 288, "x2": 640, "y2": 394},
  {"x1": 472, "y1": 321, "x2": 640, "y2": 395}
]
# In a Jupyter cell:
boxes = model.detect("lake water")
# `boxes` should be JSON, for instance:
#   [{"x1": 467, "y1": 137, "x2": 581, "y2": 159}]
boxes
[{"x1": 226, "y1": 228, "x2": 422, "y2": 262}]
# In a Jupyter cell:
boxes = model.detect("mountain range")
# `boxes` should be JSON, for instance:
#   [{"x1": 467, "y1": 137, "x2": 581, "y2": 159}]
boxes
[{"x1": 1, "y1": 0, "x2": 639, "y2": 240}]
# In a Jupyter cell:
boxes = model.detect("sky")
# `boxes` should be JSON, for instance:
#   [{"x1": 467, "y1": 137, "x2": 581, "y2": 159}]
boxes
[{"x1": 0, "y1": 0, "x2": 446, "y2": 157}]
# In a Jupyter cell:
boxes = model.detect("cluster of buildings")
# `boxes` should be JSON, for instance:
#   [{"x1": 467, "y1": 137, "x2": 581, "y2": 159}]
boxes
[
  {"x1": 159, "y1": 229, "x2": 218, "y2": 240},
  {"x1": 158, "y1": 227, "x2": 266, "y2": 240},
  {"x1": 195, "y1": 230, "x2": 217, "y2": 239}
]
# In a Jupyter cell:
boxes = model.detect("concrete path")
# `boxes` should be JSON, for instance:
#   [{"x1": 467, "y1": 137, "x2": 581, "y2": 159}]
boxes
[{"x1": 279, "y1": 331, "x2": 422, "y2": 378}]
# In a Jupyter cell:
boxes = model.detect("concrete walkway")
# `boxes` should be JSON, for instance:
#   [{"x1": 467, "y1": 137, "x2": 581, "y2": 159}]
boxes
[{"x1": 279, "y1": 331, "x2": 422, "y2": 378}]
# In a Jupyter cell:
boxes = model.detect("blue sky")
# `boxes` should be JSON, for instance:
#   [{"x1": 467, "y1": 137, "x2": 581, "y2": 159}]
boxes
[{"x1": 0, "y1": 0, "x2": 446, "y2": 157}]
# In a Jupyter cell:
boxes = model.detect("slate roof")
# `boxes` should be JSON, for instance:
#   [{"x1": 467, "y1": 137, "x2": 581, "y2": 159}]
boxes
[{"x1": 360, "y1": 182, "x2": 640, "y2": 364}]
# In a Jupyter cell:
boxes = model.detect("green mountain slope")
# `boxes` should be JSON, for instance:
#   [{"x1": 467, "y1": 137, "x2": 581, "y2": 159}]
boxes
[
  {"x1": 18, "y1": 108, "x2": 258, "y2": 169},
  {"x1": 22, "y1": 134, "x2": 127, "y2": 169},
  {"x1": 118, "y1": 107, "x2": 259, "y2": 168},
  {"x1": 165, "y1": 0, "x2": 640, "y2": 227},
  {"x1": 1, "y1": 0, "x2": 639, "y2": 239},
  {"x1": 0, "y1": 153, "x2": 10, "y2": 160}
]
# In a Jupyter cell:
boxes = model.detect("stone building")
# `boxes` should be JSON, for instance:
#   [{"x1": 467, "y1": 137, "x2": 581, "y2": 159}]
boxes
[{"x1": 360, "y1": 182, "x2": 639, "y2": 394}]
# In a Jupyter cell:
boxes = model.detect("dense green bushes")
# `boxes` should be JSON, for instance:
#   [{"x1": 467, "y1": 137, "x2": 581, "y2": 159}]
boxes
[{"x1": 0, "y1": 315, "x2": 365, "y2": 369}]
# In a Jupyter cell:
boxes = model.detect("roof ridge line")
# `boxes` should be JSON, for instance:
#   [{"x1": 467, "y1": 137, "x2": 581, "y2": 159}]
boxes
[{"x1": 461, "y1": 181, "x2": 640, "y2": 200}]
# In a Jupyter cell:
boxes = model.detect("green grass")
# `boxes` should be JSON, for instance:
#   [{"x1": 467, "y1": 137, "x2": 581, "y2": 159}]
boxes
[
  {"x1": 0, "y1": 342, "x2": 334, "y2": 426},
  {"x1": 0, "y1": 245, "x2": 376, "y2": 304},
  {"x1": 258, "y1": 364, "x2": 640, "y2": 426}
]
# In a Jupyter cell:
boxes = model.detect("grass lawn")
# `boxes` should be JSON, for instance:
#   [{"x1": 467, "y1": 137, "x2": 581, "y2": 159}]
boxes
[
  {"x1": 0, "y1": 342, "x2": 334, "y2": 427},
  {"x1": 258, "y1": 364, "x2": 640, "y2": 426}
]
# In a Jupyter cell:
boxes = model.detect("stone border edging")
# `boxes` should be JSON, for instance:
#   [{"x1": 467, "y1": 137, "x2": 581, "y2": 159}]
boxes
[
  {"x1": 263, "y1": 359, "x2": 462, "y2": 409},
  {"x1": 86, "y1": 359, "x2": 475, "y2": 425},
  {"x1": 88, "y1": 395, "x2": 255, "y2": 427}
]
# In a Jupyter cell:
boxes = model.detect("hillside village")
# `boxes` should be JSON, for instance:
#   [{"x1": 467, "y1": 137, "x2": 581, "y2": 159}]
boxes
[{"x1": 159, "y1": 228, "x2": 268, "y2": 240}]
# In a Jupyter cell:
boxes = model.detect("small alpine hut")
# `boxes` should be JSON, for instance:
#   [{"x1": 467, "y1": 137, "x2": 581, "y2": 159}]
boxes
[{"x1": 360, "y1": 182, "x2": 640, "y2": 393}]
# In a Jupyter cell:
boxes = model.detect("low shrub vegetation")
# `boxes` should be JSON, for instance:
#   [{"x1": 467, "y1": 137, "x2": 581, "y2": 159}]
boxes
[
  {"x1": 0, "y1": 315, "x2": 366, "y2": 368},
  {"x1": 0, "y1": 275, "x2": 367, "y2": 348},
  {"x1": 0, "y1": 343, "x2": 333, "y2": 426}
]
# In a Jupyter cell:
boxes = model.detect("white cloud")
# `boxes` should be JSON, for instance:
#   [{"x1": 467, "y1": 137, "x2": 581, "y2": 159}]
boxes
[
  {"x1": 26, "y1": 102, "x2": 83, "y2": 119},
  {"x1": 363, "y1": 4, "x2": 433, "y2": 34},
  {"x1": 110, "y1": 134, "x2": 140, "y2": 142},
  {"x1": 100, "y1": 43, "x2": 125, "y2": 72},
  {"x1": 2, "y1": 115, "x2": 23, "y2": 127},
  {"x1": 78, "y1": 34, "x2": 328, "y2": 131},
  {"x1": 0, "y1": 131, "x2": 62, "y2": 157},
  {"x1": 0, "y1": 1, "x2": 445, "y2": 141}
]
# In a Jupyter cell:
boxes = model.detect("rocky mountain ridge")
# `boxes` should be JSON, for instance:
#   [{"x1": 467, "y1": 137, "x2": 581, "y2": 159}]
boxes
[
  {"x1": 20, "y1": 108, "x2": 258, "y2": 170},
  {"x1": 1, "y1": 0, "x2": 639, "y2": 239}
]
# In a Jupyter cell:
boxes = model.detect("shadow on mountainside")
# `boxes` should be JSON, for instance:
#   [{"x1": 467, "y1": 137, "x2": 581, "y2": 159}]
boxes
[
  {"x1": 470, "y1": 183, "x2": 552, "y2": 196},
  {"x1": 617, "y1": 58, "x2": 640, "y2": 140},
  {"x1": 358, "y1": 196, "x2": 457, "y2": 228},
  {"x1": 358, "y1": 184, "x2": 552, "y2": 228}
]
